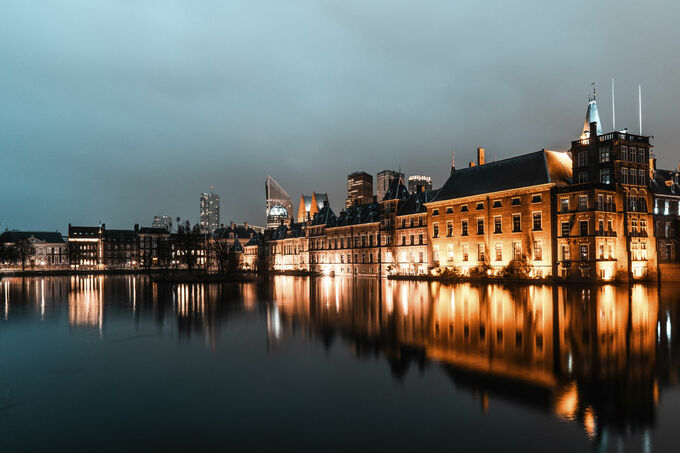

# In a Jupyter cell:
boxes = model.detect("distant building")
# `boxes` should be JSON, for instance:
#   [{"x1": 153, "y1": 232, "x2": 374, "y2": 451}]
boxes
[
  {"x1": 139, "y1": 227, "x2": 171, "y2": 268},
  {"x1": 104, "y1": 226, "x2": 139, "y2": 268},
  {"x1": 0, "y1": 230, "x2": 68, "y2": 269},
  {"x1": 152, "y1": 215, "x2": 173, "y2": 232},
  {"x1": 265, "y1": 175, "x2": 293, "y2": 228},
  {"x1": 408, "y1": 175, "x2": 433, "y2": 194},
  {"x1": 377, "y1": 170, "x2": 404, "y2": 201},
  {"x1": 200, "y1": 192, "x2": 220, "y2": 233},
  {"x1": 346, "y1": 171, "x2": 373, "y2": 208},
  {"x1": 68, "y1": 224, "x2": 105, "y2": 269},
  {"x1": 298, "y1": 192, "x2": 329, "y2": 222}
]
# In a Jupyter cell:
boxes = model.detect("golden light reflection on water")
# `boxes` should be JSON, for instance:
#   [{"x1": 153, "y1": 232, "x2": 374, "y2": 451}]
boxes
[{"x1": 68, "y1": 275, "x2": 103, "y2": 331}]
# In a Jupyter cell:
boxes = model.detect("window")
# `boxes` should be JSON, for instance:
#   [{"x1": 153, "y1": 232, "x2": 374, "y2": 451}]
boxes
[
  {"x1": 461, "y1": 205, "x2": 468, "y2": 212},
  {"x1": 598, "y1": 244, "x2": 604, "y2": 260},
  {"x1": 401, "y1": 219, "x2": 406, "y2": 228},
  {"x1": 432, "y1": 209, "x2": 439, "y2": 216},
  {"x1": 494, "y1": 216, "x2": 502, "y2": 234},
  {"x1": 492, "y1": 200, "x2": 502, "y2": 208},
  {"x1": 630, "y1": 148, "x2": 636, "y2": 163},
  {"x1": 562, "y1": 244, "x2": 570, "y2": 261},
  {"x1": 531, "y1": 194, "x2": 542, "y2": 203},
  {"x1": 462, "y1": 244, "x2": 469, "y2": 261},
  {"x1": 534, "y1": 241, "x2": 543, "y2": 261},
  {"x1": 512, "y1": 214, "x2": 521, "y2": 232},
  {"x1": 579, "y1": 220, "x2": 588, "y2": 236},
  {"x1": 418, "y1": 234, "x2": 423, "y2": 244},
  {"x1": 578, "y1": 171, "x2": 588, "y2": 183},
  {"x1": 513, "y1": 242, "x2": 522, "y2": 260},
  {"x1": 580, "y1": 244, "x2": 589, "y2": 261},
  {"x1": 445, "y1": 207, "x2": 453, "y2": 214},
  {"x1": 607, "y1": 219, "x2": 613, "y2": 232},
  {"x1": 599, "y1": 147, "x2": 610, "y2": 163},
  {"x1": 447, "y1": 244, "x2": 454, "y2": 261},
  {"x1": 597, "y1": 194, "x2": 604, "y2": 211},
  {"x1": 577, "y1": 151, "x2": 588, "y2": 167},
  {"x1": 461, "y1": 220, "x2": 468, "y2": 236},
  {"x1": 476, "y1": 202, "x2": 484, "y2": 210},
  {"x1": 622, "y1": 167, "x2": 629, "y2": 184},
  {"x1": 560, "y1": 198, "x2": 569, "y2": 212},
  {"x1": 630, "y1": 170, "x2": 637, "y2": 186},
  {"x1": 638, "y1": 169, "x2": 645, "y2": 186},
  {"x1": 446, "y1": 221, "x2": 453, "y2": 237},
  {"x1": 433, "y1": 245, "x2": 439, "y2": 262},
  {"x1": 600, "y1": 168, "x2": 611, "y2": 184},
  {"x1": 495, "y1": 243, "x2": 503, "y2": 261},
  {"x1": 664, "y1": 201, "x2": 670, "y2": 216},
  {"x1": 598, "y1": 219, "x2": 604, "y2": 233},
  {"x1": 477, "y1": 218, "x2": 484, "y2": 235},
  {"x1": 433, "y1": 223, "x2": 439, "y2": 238},
  {"x1": 578, "y1": 195, "x2": 588, "y2": 211},
  {"x1": 478, "y1": 243, "x2": 485, "y2": 261},
  {"x1": 621, "y1": 145, "x2": 628, "y2": 161},
  {"x1": 532, "y1": 212, "x2": 542, "y2": 231},
  {"x1": 511, "y1": 197, "x2": 521, "y2": 206}
]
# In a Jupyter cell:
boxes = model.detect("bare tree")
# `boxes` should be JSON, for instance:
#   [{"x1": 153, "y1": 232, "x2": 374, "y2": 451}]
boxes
[{"x1": 15, "y1": 239, "x2": 33, "y2": 271}]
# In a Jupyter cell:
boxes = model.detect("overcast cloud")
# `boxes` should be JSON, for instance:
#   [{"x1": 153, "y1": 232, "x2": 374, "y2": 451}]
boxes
[{"x1": 1, "y1": 0, "x2": 679, "y2": 231}]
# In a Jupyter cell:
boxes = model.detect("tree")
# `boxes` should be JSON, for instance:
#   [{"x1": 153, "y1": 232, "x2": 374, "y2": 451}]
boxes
[
  {"x1": 209, "y1": 239, "x2": 231, "y2": 274},
  {"x1": 15, "y1": 239, "x2": 33, "y2": 270}
]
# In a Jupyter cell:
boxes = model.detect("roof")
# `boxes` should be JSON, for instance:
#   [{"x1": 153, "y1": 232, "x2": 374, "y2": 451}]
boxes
[
  {"x1": 269, "y1": 222, "x2": 304, "y2": 241},
  {"x1": 397, "y1": 189, "x2": 440, "y2": 216},
  {"x1": 232, "y1": 238, "x2": 244, "y2": 253},
  {"x1": 311, "y1": 205, "x2": 337, "y2": 227},
  {"x1": 334, "y1": 201, "x2": 381, "y2": 227},
  {"x1": 106, "y1": 229, "x2": 137, "y2": 242},
  {"x1": 0, "y1": 231, "x2": 65, "y2": 244},
  {"x1": 431, "y1": 150, "x2": 572, "y2": 203},
  {"x1": 650, "y1": 168, "x2": 680, "y2": 198},
  {"x1": 580, "y1": 99, "x2": 603, "y2": 139},
  {"x1": 138, "y1": 227, "x2": 170, "y2": 235},
  {"x1": 313, "y1": 192, "x2": 328, "y2": 210},
  {"x1": 214, "y1": 224, "x2": 256, "y2": 240},
  {"x1": 245, "y1": 232, "x2": 264, "y2": 247},
  {"x1": 382, "y1": 176, "x2": 409, "y2": 201}
]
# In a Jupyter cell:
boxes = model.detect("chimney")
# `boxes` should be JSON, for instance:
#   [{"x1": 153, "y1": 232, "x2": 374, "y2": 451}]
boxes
[
  {"x1": 134, "y1": 224, "x2": 139, "y2": 233},
  {"x1": 469, "y1": 161, "x2": 475, "y2": 168},
  {"x1": 589, "y1": 122, "x2": 598, "y2": 141},
  {"x1": 477, "y1": 147, "x2": 485, "y2": 166}
]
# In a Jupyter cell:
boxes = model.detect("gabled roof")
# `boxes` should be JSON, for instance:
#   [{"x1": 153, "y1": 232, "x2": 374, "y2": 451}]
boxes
[
  {"x1": 311, "y1": 205, "x2": 337, "y2": 227},
  {"x1": 650, "y1": 168, "x2": 680, "y2": 198},
  {"x1": 0, "y1": 231, "x2": 65, "y2": 244},
  {"x1": 397, "y1": 189, "x2": 440, "y2": 216},
  {"x1": 382, "y1": 176, "x2": 409, "y2": 201},
  {"x1": 431, "y1": 150, "x2": 572, "y2": 203}
]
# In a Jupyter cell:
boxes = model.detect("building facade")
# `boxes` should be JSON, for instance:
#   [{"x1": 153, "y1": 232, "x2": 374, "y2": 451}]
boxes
[
  {"x1": 200, "y1": 192, "x2": 220, "y2": 233},
  {"x1": 266, "y1": 175, "x2": 293, "y2": 228},
  {"x1": 152, "y1": 216, "x2": 173, "y2": 232},
  {"x1": 651, "y1": 164, "x2": 680, "y2": 264},
  {"x1": 408, "y1": 175, "x2": 433, "y2": 194},
  {"x1": 377, "y1": 169, "x2": 404, "y2": 202},
  {"x1": 68, "y1": 224, "x2": 105, "y2": 269},
  {"x1": 0, "y1": 231, "x2": 68, "y2": 269},
  {"x1": 346, "y1": 171, "x2": 373, "y2": 208}
]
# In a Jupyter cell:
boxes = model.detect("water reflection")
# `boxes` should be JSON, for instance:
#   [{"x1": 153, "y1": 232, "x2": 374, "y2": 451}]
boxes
[{"x1": 0, "y1": 275, "x2": 679, "y2": 448}]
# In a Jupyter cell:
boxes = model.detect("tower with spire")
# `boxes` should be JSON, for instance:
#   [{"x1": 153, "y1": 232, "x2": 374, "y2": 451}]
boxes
[{"x1": 579, "y1": 83, "x2": 603, "y2": 139}]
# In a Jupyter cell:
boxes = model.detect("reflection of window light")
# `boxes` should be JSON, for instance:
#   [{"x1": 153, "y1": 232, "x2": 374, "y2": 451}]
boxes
[{"x1": 667, "y1": 313, "x2": 672, "y2": 342}]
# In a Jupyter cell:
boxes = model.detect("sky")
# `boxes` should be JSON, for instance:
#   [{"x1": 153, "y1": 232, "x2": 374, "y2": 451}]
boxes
[{"x1": 1, "y1": 0, "x2": 679, "y2": 232}]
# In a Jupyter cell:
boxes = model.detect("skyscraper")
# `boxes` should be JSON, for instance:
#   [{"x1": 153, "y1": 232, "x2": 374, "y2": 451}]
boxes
[
  {"x1": 346, "y1": 171, "x2": 373, "y2": 208},
  {"x1": 407, "y1": 175, "x2": 432, "y2": 194},
  {"x1": 265, "y1": 175, "x2": 293, "y2": 228},
  {"x1": 152, "y1": 215, "x2": 173, "y2": 232},
  {"x1": 376, "y1": 169, "x2": 404, "y2": 201},
  {"x1": 200, "y1": 192, "x2": 220, "y2": 233}
]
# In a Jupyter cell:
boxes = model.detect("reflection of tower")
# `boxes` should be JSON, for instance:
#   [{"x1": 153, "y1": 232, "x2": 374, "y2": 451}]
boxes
[{"x1": 265, "y1": 176, "x2": 293, "y2": 228}]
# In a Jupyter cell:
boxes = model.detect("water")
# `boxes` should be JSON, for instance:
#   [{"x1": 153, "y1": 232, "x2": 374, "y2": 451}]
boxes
[{"x1": 0, "y1": 275, "x2": 679, "y2": 452}]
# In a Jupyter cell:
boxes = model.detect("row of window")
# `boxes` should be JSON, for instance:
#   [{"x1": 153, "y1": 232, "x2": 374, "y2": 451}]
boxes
[
  {"x1": 560, "y1": 242, "x2": 615, "y2": 261},
  {"x1": 433, "y1": 241, "x2": 543, "y2": 262},
  {"x1": 432, "y1": 195, "x2": 543, "y2": 216},
  {"x1": 433, "y1": 213, "x2": 542, "y2": 238},
  {"x1": 577, "y1": 146, "x2": 647, "y2": 166}
]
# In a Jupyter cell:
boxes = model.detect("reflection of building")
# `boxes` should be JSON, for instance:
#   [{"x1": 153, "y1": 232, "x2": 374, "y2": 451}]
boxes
[
  {"x1": 0, "y1": 230, "x2": 68, "y2": 269},
  {"x1": 297, "y1": 192, "x2": 329, "y2": 222},
  {"x1": 152, "y1": 216, "x2": 173, "y2": 232},
  {"x1": 68, "y1": 275, "x2": 103, "y2": 329},
  {"x1": 200, "y1": 192, "x2": 220, "y2": 233},
  {"x1": 265, "y1": 175, "x2": 293, "y2": 228},
  {"x1": 377, "y1": 169, "x2": 404, "y2": 202},
  {"x1": 408, "y1": 175, "x2": 432, "y2": 194},
  {"x1": 346, "y1": 171, "x2": 373, "y2": 208}
]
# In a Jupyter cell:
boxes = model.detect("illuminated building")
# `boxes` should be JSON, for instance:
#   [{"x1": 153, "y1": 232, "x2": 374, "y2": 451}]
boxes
[
  {"x1": 346, "y1": 171, "x2": 373, "y2": 209},
  {"x1": 650, "y1": 162, "x2": 680, "y2": 276},
  {"x1": 152, "y1": 215, "x2": 173, "y2": 232},
  {"x1": 0, "y1": 230, "x2": 68, "y2": 269},
  {"x1": 408, "y1": 175, "x2": 433, "y2": 194},
  {"x1": 376, "y1": 169, "x2": 404, "y2": 202},
  {"x1": 103, "y1": 226, "x2": 139, "y2": 269},
  {"x1": 199, "y1": 192, "x2": 220, "y2": 233},
  {"x1": 138, "y1": 227, "x2": 171, "y2": 267},
  {"x1": 68, "y1": 224, "x2": 105, "y2": 269},
  {"x1": 426, "y1": 148, "x2": 571, "y2": 277},
  {"x1": 265, "y1": 175, "x2": 293, "y2": 228},
  {"x1": 297, "y1": 192, "x2": 329, "y2": 222}
]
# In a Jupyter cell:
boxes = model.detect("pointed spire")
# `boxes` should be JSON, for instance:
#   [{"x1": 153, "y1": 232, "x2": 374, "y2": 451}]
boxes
[{"x1": 580, "y1": 91, "x2": 603, "y2": 140}]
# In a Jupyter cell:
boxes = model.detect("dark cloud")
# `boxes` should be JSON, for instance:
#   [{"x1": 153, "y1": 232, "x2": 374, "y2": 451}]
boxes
[{"x1": 1, "y1": 0, "x2": 679, "y2": 231}]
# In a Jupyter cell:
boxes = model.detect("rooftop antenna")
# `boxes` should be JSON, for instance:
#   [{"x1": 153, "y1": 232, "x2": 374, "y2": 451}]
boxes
[
  {"x1": 611, "y1": 78, "x2": 616, "y2": 130},
  {"x1": 638, "y1": 84, "x2": 643, "y2": 135},
  {"x1": 591, "y1": 81, "x2": 596, "y2": 101}
]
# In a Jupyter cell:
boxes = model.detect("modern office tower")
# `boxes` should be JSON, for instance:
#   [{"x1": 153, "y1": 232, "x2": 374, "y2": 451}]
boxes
[
  {"x1": 346, "y1": 172, "x2": 373, "y2": 208},
  {"x1": 152, "y1": 215, "x2": 173, "y2": 232},
  {"x1": 265, "y1": 175, "x2": 293, "y2": 228},
  {"x1": 408, "y1": 175, "x2": 433, "y2": 194},
  {"x1": 200, "y1": 192, "x2": 220, "y2": 233},
  {"x1": 377, "y1": 169, "x2": 404, "y2": 201}
]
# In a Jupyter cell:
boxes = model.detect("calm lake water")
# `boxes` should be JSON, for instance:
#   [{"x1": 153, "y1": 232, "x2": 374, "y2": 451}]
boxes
[{"x1": 1, "y1": 275, "x2": 679, "y2": 452}]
